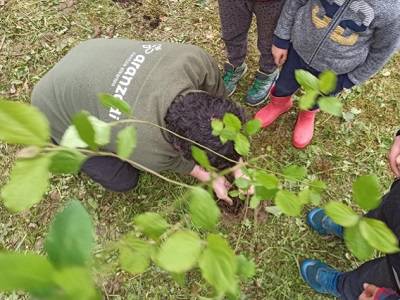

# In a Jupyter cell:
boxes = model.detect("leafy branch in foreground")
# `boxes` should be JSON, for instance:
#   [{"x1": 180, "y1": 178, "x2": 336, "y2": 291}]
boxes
[
  {"x1": 116, "y1": 187, "x2": 255, "y2": 298},
  {"x1": 295, "y1": 69, "x2": 342, "y2": 116},
  {"x1": 0, "y1": 200, "x2": 99, "y2": 300},
  {"x1": 325, "y1": 175, "x2": 399, "y2": 260},
  {"x1": 0, "y1": 90, "x2": 398, "y2": 298}
]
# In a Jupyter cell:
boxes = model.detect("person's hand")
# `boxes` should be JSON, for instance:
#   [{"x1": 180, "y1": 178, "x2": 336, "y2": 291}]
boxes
[
  {"x1": 212, "y1": 176, "x2": 233, "y2": 205},
  {"x1": 388, "y1": 135, "x2": 400, "y2": 177},
  {"x1": 272, "y1": 45, "x2": 288, "y2": 67},
  {"x1": 359, "y1": 283, "x2": 379, "y2": 300}
]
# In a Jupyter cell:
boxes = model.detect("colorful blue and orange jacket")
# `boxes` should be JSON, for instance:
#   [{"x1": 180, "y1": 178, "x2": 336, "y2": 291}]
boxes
[{"x1": 273, "y1": 0, "x2": 400, "y2": 85}]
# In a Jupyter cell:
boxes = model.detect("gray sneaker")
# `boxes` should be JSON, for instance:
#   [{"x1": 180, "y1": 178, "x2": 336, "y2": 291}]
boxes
[
  {"x1": 223, "y1": 62, "x2": 248, "y2": 97},
  {"x1": 245, "y1": 69, "x2": 279, "y2": 106}
]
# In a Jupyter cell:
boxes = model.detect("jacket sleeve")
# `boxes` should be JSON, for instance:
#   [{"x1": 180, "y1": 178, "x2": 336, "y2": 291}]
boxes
[
  {"x1": 273, "y1": 0, "x2": 309, "y2": 49},
  {"x1": 347, "y1": 16, "x2": 400, "y2": 85}
]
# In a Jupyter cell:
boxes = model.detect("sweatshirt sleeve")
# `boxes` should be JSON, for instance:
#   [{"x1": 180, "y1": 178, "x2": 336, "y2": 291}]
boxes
[
  {"x1": 273, "y1": 0, "x2": 309, "y2": 49},
  {"x1": 347, "y1": 16, "x2": 400, "y2": 85}
]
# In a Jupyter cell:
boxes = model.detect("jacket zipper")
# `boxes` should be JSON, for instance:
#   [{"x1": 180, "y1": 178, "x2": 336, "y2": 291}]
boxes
[{"x1": 309, "y1": 0, "x2": 353, "y2": 64}]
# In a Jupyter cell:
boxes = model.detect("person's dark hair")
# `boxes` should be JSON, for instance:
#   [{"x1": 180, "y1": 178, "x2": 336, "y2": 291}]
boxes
[{"x1": 165, "y1": 92, "x2": 248, "y2": 170}]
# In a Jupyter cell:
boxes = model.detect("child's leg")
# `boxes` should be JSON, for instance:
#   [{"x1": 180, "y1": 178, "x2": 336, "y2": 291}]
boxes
[
  {"x1": 81, "y1": 156, "x2": 140, "y2": 192},
  {"x1": 338, "y1": 257, "x2": 398, "y2": 300},
  {"x1": 253, "y1": 0, "x2": 284, "y2": 74},
  {"x1": 218, "y1": 0, "x2": 253, "y2": 67}
]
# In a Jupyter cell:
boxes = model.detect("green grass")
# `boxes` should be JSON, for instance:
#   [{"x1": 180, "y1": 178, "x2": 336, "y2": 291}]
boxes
[{"x1": 1, "y1": 0, "x2": 400, "y2": 299}]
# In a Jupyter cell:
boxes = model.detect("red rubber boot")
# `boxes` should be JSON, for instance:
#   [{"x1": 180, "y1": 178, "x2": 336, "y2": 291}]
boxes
[
  {"x1": 254, "y1": 89, "x2": 293, "y2": 128},
  {"x1": 292, "y1": 110, "x2": 318, "y2": 149}
]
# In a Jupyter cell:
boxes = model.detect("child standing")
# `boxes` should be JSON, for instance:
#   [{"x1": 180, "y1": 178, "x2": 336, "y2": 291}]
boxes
[
  {"x1": 218, "y1": 0, "x2": 285, "y2": 106},
  {"x1": 255, "y1": 0, "x2": 400, "y2": 148}
]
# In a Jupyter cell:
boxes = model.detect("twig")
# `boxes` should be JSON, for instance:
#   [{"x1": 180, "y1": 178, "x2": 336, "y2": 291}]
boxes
[{"x1": 44, "y1": 145, "x2": 194, "y2": 190}]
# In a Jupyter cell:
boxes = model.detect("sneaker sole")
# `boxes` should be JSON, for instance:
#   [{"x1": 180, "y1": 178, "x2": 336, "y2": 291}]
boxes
[{"x1": 227, "y1": 64, "x2": 248, "y2": 97}]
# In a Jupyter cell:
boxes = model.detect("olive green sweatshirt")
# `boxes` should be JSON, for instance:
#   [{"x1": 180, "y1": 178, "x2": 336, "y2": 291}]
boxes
[{"x1": 32, "y1": 39, "x2": 226, "y2": 174}]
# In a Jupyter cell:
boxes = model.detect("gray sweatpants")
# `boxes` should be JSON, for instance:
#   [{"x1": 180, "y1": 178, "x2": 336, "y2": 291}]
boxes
[{"x1": 218, "y1": 0, "x2": 284, "y2": 74}]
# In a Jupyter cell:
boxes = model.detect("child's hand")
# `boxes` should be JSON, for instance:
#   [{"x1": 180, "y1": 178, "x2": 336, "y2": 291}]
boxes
[
  {"x1": 212, "y1": 176, "x2": 233, "y2": 205},
  {"x1": 359, "y1": 283, "x2": 379, "y2": 300},
  {"x1": 272, "y1": 45, "x2": 288, "y2": 67}
]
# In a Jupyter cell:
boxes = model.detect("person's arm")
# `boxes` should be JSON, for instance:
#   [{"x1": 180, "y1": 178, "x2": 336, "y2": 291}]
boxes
[
  {"x1": 347, "y1": 17, "x2": 400, "y2": 86},
  {"x1": 272, "y1": 0, "x2": 308, "y2": 50},
  {"x1": 271, "y1": 0, "x2": 308, "y2": 66},
  {"x1": 190, "y1": 165, "x2": 233, "y2": 205}
]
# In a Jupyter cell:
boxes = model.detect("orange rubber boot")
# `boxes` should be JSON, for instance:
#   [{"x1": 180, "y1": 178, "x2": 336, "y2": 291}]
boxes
[
  {"x1": 292, "y1": 110, "x2": 318, "y2": 149},
  {"x1": 254, "y1": 90, "x2": 293, "y2": 128}
]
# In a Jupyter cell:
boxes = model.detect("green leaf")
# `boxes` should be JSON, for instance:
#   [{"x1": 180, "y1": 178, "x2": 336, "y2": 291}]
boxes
[
  {"x1": 171, "y1": 273, "x2": 186, "y2": 287},
  {"x1": 299, "y1": 90, "x2": 319, "y2": 110},
  {"x1": 60, "y1": 125, "x2": 88, "y2": 148},
  {"x1": 234, "y1": 133, "x2": 250, "y2": 156},
  {"x1": 156, "y1": 231, "x2": 202, "y2": 273},
  {"x1": 98, "y1": 93, "x2": 132, "y2": 116},
  {"x1": 53, "y1": 267, "x2": 100, "y2": 300},
  {"x1": 88, "y1": 116, "x2": 111, "y2": 146},
  {"x1": 254, "y1": 171, "x2": 279, "y2": 189},
  {"x1": 352, "y1": 175, "x2": 381, "y2": 211},
  {"x1": 255, "y1": 186, "x2": 278, "y2": 200},
  {"x1": 2, "y1": 156, "x2": 50, "y2": 212},
  {"x1": 298, "y1": 188, "x2": 321, "y2": 206},
  {"x1": 325, "y1": 202, "x2": 360, "y2": 227},
  {"x1": 250, "y1": 196, "x2": 261, "y2": 209},
  {"x1": 223, "y1": 113, "x2": 242, "y2": 131},
  {"x1": 244, "y1": 119, "x2": 261, "y2": 136},
  {"x1": 117, "y1": 126, "x2": 137, "y2": 159},
  {"x1": 61, "y1": 117, "x2": 111, "y2": 149},
  {"x1": 251, "y1": 186, "x2": 279, "y2": 208},
  {"x1": 0, "y1": 99, "x2": 50, "y2": 146},
  {"x1": 45, "y1": 200, "x2": 94, "y2": 268},
  {"x1": 298, "y1": 189, "x2": 312, "y2": 205},
  {"x1": 275, "y1": 190, "x2": 302, "y2": 217},
  {"x1": 236, "y1": 254, "x2": 256, "y2": 280},
  {"x1": 199, "y1": 234, "x2": 238, "y2": 295},
  {"x1": 119, "y1": 236, "x2": 153, "y2": 274},
  {"x1": 309, "y1": 180, "x2": 326, "y2": 193},
  {"x1": 134, "y1": 212, "x2": 169, "y2": 240},
  {"x1": 295, "y1": 70, "x2": 320, "y2": 91},
  {"x1": 0, "y1": 253, "x2": 57, "y2": 295},
  {"x1": 234, "y1": 177, "x2": 250, "y2": 190},
  {"x1": 220, "y1": 127, "x2": 238, "y2": 141},
  {"x1": 319, "y1": 70, "x2": 337, "y2": 95},
  {"x1": 360, "y1": 218, "x2": 399, "y2": 253},
  {"x1": 282, "y1": 165, "x2": 307, "y2": 181},
  {"x1": 319, "y1": 96, "x2": 343, "y2": 117},
  {"x1": 72, "y1": 111, "x2": 97, "y2": 150},
  {"x1": 49, "y1": 149, "x2": 86, "y2": 174},
  {"x1": 191, "y1": 146, "x2": 211, "y2": 170},
  {"x1": 188, "y1": 187, "x2": 220, "y2": 231},
  {"x1": 211, "y1": 119, "x2": 224, "y2": 136},
  {"x1": 344, "y1": 225, "x2": 374, "y2": 260}
]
